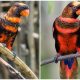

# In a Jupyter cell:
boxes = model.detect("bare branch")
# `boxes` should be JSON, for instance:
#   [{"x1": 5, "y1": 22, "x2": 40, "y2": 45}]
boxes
[
  {"x1": 0, "y1": 57, "x2": 25, "y2": 79},
  {"x1": 0, "y1": 43, "x2": 38, "y2": 79},
  {"x1": 41, "y1": 52, "x2": 80, "y2": 66}
]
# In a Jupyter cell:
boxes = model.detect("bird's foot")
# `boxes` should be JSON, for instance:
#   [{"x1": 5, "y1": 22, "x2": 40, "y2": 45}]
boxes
[
  {"x1": 54, "y1": 53, "x2": 61, "y2": 63},
  {"x1": 12, "y1": 51, "x2": 16, "y2": 59}
]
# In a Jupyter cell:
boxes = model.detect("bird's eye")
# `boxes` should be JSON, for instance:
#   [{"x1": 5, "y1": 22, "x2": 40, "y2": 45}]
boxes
[{"x1": 73, "y1": 7, "x2": 77, "y2": 10}]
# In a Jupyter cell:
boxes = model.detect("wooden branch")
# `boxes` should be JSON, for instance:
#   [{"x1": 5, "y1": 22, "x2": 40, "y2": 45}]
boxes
[
  {"x1": 0, "y1": 43, "x2": 38, "y2": 79},
  {"x1": 41, "y1": 52, "x2": 80, "y2": 66},
  {"x1": 0, "y1": 57, "x2": 25, "y2": 79}
]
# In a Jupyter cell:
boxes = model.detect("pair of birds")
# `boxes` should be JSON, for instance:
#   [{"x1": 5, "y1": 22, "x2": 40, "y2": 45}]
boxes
[
  {"x1": 0, "y1": 1, "x2": 80, "y2": 79},
  {"x1": 53, "y1": 1, "x2": 80, "y2": 79}
]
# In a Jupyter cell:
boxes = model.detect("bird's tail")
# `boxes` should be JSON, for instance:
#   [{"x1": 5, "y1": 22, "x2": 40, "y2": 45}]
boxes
[{"x1": 60, "y1": 58, "x2": 78, "y2": 79}]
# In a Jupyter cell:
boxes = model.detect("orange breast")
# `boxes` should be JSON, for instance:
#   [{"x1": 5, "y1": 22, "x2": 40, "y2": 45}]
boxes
[{"x1": 58, "y1": 34, "x2": 77, "y2": 53}]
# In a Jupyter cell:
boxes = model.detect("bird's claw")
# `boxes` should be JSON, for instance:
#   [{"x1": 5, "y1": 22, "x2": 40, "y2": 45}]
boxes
[
  {"x1": 12, "y1": 51, "x2": 16, "y2": 59},
  {"x1": 54, "y1": 53, "x2": 61, "y2": 63}
]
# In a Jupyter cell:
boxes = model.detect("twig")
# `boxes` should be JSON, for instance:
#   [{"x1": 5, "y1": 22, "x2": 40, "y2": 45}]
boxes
[
  {"x1": 0, "y1": 43, "x2": 38, "y2": 79},
  {"x1": 41, "y1": 52, "x2": 80, "y2": 66},
  {"x1": 0, "y1": 57, "x2": 25, "y2": 79}
]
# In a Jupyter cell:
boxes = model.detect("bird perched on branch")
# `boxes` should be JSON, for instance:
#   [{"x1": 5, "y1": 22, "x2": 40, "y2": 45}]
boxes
[
  {"x1": 53, "y1": 1, "x2": 80, "y2": 79},
  {"x1": 0, "y1": 2, "x2": 29, "y2": 51}
]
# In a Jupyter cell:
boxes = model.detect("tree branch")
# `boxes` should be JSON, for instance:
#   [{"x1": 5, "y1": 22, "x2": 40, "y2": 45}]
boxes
[
  {"x1": 0, "y1": 57, "x2": 25, "y2": 79},
  {"x1": 41, "y1": 52, "x2": 80, "y2": 66},
  {"x1": 0, "y1": 43, "x2": 38, "y2": 79}
]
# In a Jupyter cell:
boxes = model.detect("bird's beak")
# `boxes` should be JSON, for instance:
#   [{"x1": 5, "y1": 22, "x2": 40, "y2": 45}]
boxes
[
  {"x1": 76, "y1": 9, "x2": 80, "y2": 15},
  {"x1": 20, "y1": 9, "x2": 29, "y2": 17},
  {"x1": 72, "y1": 1, "x2": 80, "y2": 15}
]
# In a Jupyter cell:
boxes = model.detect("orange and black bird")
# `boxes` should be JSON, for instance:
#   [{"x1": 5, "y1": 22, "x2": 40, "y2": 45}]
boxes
[
  {"x1": 0, "y1": 2, "x2": 29, "y2": 51},
  {"x1": 53, "y1": 1, "x2": 80, "y2": 79}
]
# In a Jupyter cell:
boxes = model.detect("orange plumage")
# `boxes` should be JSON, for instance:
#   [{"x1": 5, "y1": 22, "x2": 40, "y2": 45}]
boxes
[{"x1": 0, "y1": 2, "x2": 29, "y2": 50}]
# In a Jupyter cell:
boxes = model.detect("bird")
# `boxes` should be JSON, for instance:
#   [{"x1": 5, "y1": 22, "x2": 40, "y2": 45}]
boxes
[
  {"x1": 53, "y1": 1, "x2": 80, "y2": 79},
  {"x1": 0, "y1": 2, "x2": 29, "y2": 51},
  {"x1": 0, "y1": 2, "x2": 29, "y2": 68}
]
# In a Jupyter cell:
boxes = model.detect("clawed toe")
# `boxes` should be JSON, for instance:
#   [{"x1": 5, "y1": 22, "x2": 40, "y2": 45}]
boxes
[{"x1": 54, "y1": 53, "x2": 61, "y2": 63}]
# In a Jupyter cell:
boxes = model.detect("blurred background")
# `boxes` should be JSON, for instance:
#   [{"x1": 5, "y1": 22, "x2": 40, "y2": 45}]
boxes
[
  {"x1": 0, "y1": 1, "x2": 39, "y2": 79},
  {"x1": 41, "y1": 1, "x2": 80, "y2": 79}
]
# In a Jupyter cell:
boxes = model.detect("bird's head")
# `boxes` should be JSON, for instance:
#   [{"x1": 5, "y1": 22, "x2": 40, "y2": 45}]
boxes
[
  {"x1": 6, "y1": 2, "x2": 29, "y2": 17},
  {"x1": 13, "y1": 2, "x2": 29, "y2": 17},
  {"x1": 5, "y1": 2, "x2": 29, "y2": 23},
  {"x1": 61, "y1": 1, "x2": 80, "y2": 18}
]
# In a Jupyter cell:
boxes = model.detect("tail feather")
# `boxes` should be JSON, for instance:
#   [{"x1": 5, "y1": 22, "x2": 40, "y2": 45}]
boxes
[
  {"x1": 64, "y1": 58, "x2": 74, "y2": 69},
  {"x1": 60, "y1": 58, "x2": 78, "y2": 79}
]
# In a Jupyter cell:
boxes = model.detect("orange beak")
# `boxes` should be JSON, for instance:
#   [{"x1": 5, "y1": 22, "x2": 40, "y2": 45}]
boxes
[
  {"x1": 20, "y1": 9, "x2": 29, "y2": 16},
  {"x1": 76, "y1": 9, "x2": 80, "y2": 15}
]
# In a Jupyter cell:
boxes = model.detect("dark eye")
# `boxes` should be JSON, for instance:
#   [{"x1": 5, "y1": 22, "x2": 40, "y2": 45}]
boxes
[{"x1": 72, "y1": 7, "x2": 77, "y2": 10}]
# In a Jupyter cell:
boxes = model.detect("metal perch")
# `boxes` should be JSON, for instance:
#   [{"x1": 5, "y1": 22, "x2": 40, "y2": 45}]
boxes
[{"x1": 41, "y1": 52, "x2": 80, "y2": 66}]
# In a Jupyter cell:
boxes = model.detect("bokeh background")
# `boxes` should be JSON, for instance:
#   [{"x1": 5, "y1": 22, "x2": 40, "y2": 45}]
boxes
[
  {"x1": 41, "y1": 1, "x2": 80, "y2": 79},
  {"x1": 0, "y1": 1, "x2": 39, "y2": 79}
]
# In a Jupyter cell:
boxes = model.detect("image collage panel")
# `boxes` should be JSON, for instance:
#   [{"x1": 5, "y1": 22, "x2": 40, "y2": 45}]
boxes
[{"x1": 0, "y1": 0, "x2": 79, "y2": 79}]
